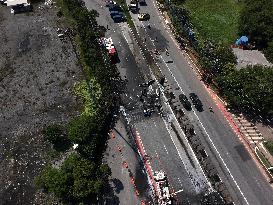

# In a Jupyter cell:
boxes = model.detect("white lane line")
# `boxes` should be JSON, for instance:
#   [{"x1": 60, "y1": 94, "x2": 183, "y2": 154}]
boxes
[
  {"x1": 139, "y1": 10, "x2": 250, "y2": 205},
  {"x1": 121, "y1": 29, "x2": 129, "y2": 44},
  {"x1": 177, "y1": 177, "x2": 183, "y2": 188},
  {"x1": 161, "y1": 117, "x2": 209, "y2": 193},
  {"x1": 174, "y1": 189, "x2": 184, "y2": 194},
  {"x1": 163, "y1": 144, "x2": 169, "y2": 155},
  {"x1": 155, "y1": 149, "x2": 158, "y2": 157}
]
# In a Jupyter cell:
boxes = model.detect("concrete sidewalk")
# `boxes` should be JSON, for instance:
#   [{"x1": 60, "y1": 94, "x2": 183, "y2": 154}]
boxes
[{"x1": 230, "y1": 112, "x2": 273, "y2": 182}]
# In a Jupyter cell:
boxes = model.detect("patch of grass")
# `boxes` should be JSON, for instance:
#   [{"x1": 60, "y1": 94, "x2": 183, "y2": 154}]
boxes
[
  {"x1": 256, "y1": 149, "x2": 271, "y2": 168},
  {"x1": 74, "y1": 79, "x2": 102, "y2": 117},
  {"x1": 264, "y1": 141, "x2": 273, "y2": 156},
  {"x1": 184, "y1": 0, "x2": 243, "y2": 45}
]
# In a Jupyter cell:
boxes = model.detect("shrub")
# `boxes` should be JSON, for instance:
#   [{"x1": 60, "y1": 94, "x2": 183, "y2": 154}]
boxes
[
  {"x1": 264, "y1": 141, "x2": 273, "y2": 156},
  {"x1": 239, "y1": 0, "x2": 273, "y2": 48},
  {"x1": 264, "y1": 41, "x2": 273, "y2": 63},
  {"x1": 36, "y1": 154, "x2": 111, "y2": 203},
  {"x1": 68, "y1": 115, "x2": 99, "y2": 144},
  {"x1": 218, "y1": 65, "x2": 273, "y2": 116},
  {"x1": 43, "y1": 124, "x2": 71, "y2": 152}
]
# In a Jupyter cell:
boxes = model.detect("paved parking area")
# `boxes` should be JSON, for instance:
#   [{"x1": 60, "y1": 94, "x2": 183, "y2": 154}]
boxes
[{"x1": 233, "y1": 48, "x2": 272, "y2": 69}]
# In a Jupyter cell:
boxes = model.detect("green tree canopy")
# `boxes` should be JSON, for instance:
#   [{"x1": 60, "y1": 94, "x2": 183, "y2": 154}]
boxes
[
  {"x1": 68, "y1": 115, "x2": 99, "y2": 144},
  {"x1": 36, "y1": 154, "x2": 111, "y2": 203},
  {"x1": 239, "y1": 0, "x2": 273, "y2": 48},
  {"x1": 218, "y1": 65, "x2": 273, "y2": 116}
]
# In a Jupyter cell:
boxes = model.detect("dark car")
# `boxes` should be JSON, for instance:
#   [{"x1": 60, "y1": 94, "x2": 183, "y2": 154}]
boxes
[
  {"x1": 179, "y1": 94, "x2": 192, "y2": 111},
  {"x1": 11, "y1": 4, "x2": 33, "y2": 14},
  {"x1": 189, "y1": 93, "x2": 203, "y2": 111}
]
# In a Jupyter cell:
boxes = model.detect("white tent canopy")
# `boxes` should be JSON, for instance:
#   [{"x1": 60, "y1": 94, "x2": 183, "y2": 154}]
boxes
[{"x1": 6, "y1": 0, "x2": 28, "y2": 6}]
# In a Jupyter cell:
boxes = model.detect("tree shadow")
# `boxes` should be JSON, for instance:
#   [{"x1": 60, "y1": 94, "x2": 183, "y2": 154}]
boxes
[
  {"x1": 53, "y1": 138, "x2": 72, "y2": 152},
  {"x1": 111, "y1": 178, "x2": 124, "y2": 194},
  {"x1": 101, "y1": 180, "x2": 120, "y2": 205},
  {"x1": 146, "y1": 26, "x2": 170, "y2": 52}
]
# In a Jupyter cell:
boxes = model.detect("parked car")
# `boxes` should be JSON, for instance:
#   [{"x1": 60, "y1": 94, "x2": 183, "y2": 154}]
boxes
[
  {"x1": 112, "y1": 14, "x2": 124, "y2": 22},
  {"x1": 11, "y1": 4, "x2": 33, "y2": 14},
  {"x1": 138, "y1": 13, "x2": 150, "y2": 21},
  {"x1": 128, "y1": 0, "x2": 138, "y2": 13},
  {"x1": 139, "y1": 0, "x2": 146, "y2": 5},
  {"x1": 179, "y1": 94, "x2": 192, "y2": 111},
  {"x1": 109, "y1": 4, "x2": 124, "y2": 22},
  {"x1": 189, "y1": 93, "x2": 203, "y2": 111}
]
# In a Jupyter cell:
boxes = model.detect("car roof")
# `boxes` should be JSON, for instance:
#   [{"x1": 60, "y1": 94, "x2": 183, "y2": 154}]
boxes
[
  {"x1": 179, "y1": 94, "x2": 187, "y2": 98},
  {"x1": 189, "y1": 93, "x2": 197, "y2": 96}
]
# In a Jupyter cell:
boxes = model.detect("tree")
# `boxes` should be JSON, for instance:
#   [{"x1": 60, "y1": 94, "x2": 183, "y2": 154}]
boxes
[
  {"x1": 239, "y1": 0, "x2": 273, "y2": 48},
  {"x1": 43, "y1": 124, "x2": 71, "y2": 152},
  {"x1": 36, "y1": 154, "x2": 111, "y2": 203},
  {"x1": 218, "y1": 65, "x2": 273, "y2": 116},
  {"x1": 43, "y1": 124, "x2": 63, "y2": 144},
  {"x1": 264, "y1": 41, "x2": 273, "y2": 63},
  {"x1": 35, "y1": 166, "x2": 70, "y2": 198},
  {"x1": 68, "y1": 115, "x2": 99, "y2": 144}
]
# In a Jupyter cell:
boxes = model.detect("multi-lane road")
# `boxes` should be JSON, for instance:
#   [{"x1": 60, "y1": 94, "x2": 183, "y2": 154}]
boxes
[{"x1": 85, "y1": 0, "x2": 273, "y2": 204}]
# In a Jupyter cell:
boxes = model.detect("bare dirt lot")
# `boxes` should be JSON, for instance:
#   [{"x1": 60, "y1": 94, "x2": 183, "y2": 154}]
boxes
[{"x1": 0, "y1": 3, "x2": 82, "y2": 204}]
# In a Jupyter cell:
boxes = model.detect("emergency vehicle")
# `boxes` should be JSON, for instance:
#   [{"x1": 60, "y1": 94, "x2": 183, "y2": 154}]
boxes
[{"x1": 154, "y1": 171, "x2": 173, "y2": 205}]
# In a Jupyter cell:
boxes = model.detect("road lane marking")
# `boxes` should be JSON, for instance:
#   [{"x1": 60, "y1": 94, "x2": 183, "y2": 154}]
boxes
[
  {"x1": 177, "y1": 177, "x2": 183, "y2": 188},
  {"x1": 163, "y1": 144, "x2": 169, "y2": 155},
  {"x1": 161, "y1": 117, "x2": 208, "y2": 193},
  {"x1": 174, "y1": 189, "x2": 183, "y2": 194},
  {"x1": 121, "y1": 29, "x2": 129, "y2": 44}
]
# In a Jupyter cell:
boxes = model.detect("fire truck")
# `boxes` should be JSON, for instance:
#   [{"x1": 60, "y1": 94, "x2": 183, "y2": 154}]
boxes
[
  {"x1": 99, "y1": 37, "x2": 118, "y2": 60},
  {"x1": 154, "y1": 171, "x2": 173, "y2": 205}
]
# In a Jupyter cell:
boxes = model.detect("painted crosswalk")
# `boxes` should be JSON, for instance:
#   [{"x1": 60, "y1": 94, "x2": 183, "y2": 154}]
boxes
[{"x1": 231, "y1": 114, "x2": 264, "y2": 147}]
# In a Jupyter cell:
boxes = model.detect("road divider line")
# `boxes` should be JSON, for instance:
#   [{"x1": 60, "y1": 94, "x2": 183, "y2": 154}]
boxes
[{"x1": 163, "y1": 144, "x2": 169, "y2": 155}]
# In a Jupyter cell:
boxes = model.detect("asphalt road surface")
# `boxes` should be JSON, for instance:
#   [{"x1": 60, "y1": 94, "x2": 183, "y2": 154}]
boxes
[
  {"x1": 128, "y1": 1, "x2": 273, "y2": 205},
  {"x1": 85, "y1": 0, "x2": 273, "y2": 204}
]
